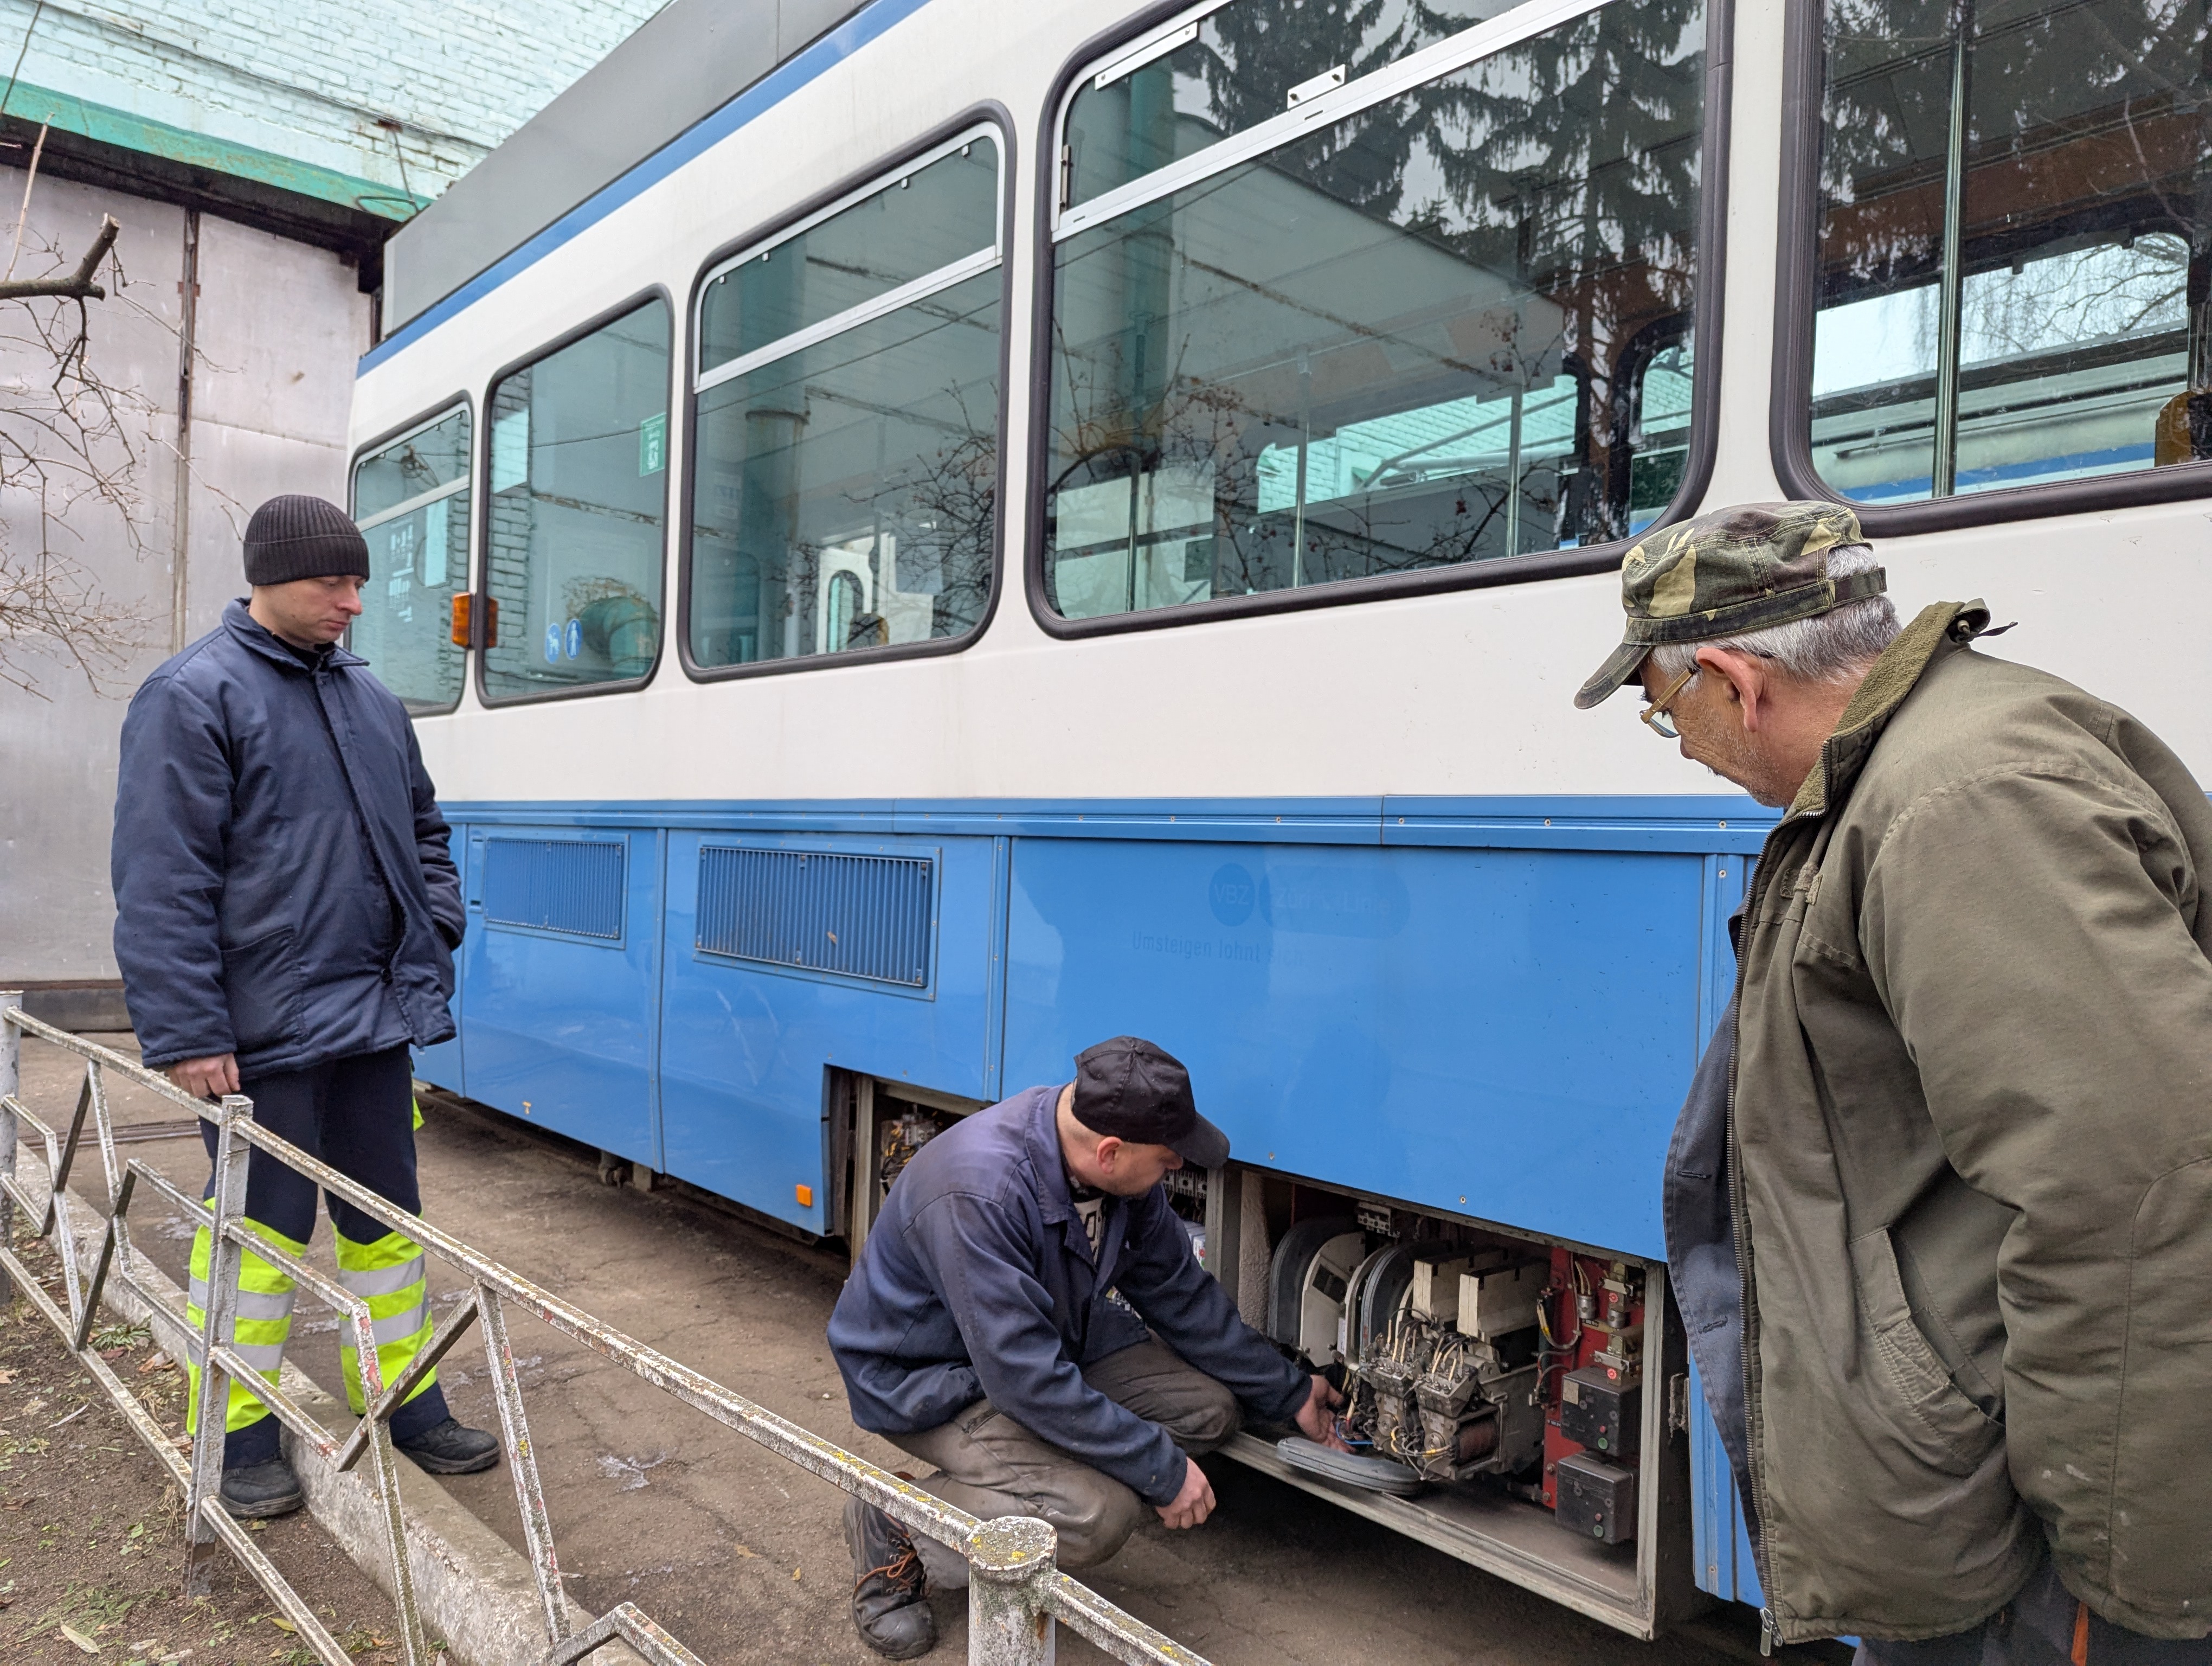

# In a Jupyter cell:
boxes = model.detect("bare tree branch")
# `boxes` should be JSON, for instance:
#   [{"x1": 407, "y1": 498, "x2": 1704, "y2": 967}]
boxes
[
  {"x1": 0, "y1": 213, "x2": 117, "y2": 302},
  {"x1": 0, "y1": 196, "x2": 153, "y2": 698}
]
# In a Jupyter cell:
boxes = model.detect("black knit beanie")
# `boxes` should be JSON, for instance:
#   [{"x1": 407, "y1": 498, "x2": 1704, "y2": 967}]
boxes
[{"x1": 242, "y1": 494, "x2": 371, "y2": 585}]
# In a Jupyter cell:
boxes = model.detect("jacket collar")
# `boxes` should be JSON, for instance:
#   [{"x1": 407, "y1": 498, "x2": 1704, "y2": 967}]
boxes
[
  {"x1": 1022, "y1": 1084, "x2": 1077, "y2": 1227},
  {"x1": 221, "y1": 598, "x2": 368, "y2": 672},
  {"x1": 1787, "y1": 600, "x2": 1991, "y2": 820}
]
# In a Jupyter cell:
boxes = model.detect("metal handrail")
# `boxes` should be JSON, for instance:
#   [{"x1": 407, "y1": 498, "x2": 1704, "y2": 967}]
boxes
[{"x1": 0, "y1": 999, "x2": 1212, "y2": 1666}]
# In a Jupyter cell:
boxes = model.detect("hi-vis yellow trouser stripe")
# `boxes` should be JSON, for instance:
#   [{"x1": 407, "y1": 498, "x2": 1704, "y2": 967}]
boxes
[
  {"x1": 335, "y1": 1228, "x2": 438, "y2": 1417},
  {"x1": 187, "y1": 1222, "x2": 440, "y2": 1431},
  {"x1": 186, "y1": 1215, "x2": 304, "y2": 1434}
]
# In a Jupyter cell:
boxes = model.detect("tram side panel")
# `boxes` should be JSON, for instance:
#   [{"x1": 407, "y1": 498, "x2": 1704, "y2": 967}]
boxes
[
  {"x1": 454, "y1": 825, "x2": 666, "y2": 1170},
  {"x1": 413, "y1": 817, "x2": 468, "y2": 1095},
  {"x1": 657, "y1": 828, "x2": 1002, "y2": 1235},
  {"x1": 1000, "y1": 832, "x2": 1705, "y2": 1256}
]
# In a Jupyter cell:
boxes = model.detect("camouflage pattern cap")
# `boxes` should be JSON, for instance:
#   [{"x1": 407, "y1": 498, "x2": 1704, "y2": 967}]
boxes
[{"x1": 1573, "y1": 501, "x2": 1884, "y2": 709}]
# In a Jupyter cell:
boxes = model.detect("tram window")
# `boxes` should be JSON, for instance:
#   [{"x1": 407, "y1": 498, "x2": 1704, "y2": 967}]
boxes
[
  {"x1": 481, "y1": 298, "x2": 672, "y2": 701},
  {"x1": 1808, "y1": 0, "x2": 2211, "y2": 504},
  {"x1": 688, "y1": 132, "x2": 1002, "y2": 671},
  {"x1": 1063, "y1": 0, "x2": 1510, "y2": 210},
  {"x1": 1043, "y1": 1, "x2": 1708, "y2": 624},
  {"x1": 697, "y1": 142, "x2": 999, "y2": 377},
  {"x1": 350, "y1": 405, "x2": 470, "y2": 714}
]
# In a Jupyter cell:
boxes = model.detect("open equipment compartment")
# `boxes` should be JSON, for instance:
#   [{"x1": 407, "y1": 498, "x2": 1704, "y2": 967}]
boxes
[
  {"x1": 839, "y1": 1076, "x2": 1701, "y2": 1637},
  {"x1": 1204, "y1": 1162, "x2": 1700, "y2": 1639}
]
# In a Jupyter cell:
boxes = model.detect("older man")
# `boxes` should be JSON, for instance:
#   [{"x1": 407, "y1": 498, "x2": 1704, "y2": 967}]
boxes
[
  {"x1": 828, "y1": 1036, "x2": 1343, "y2": 1659},
  {"x1": 1577, "y1": 502, "x2": 2211, "y2": 1661}
]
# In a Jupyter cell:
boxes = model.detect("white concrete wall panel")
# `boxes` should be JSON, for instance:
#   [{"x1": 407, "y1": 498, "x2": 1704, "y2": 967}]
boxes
[
  {"x1": 0, "y1": 168, "x2": 368, "y2": 983},
  {"x1": 0, "y1": 170, "x2": 183, "y2": 981}
]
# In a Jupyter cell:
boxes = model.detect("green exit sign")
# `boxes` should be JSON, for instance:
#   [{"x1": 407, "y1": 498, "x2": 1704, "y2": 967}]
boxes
[{"x1": 639, "y1": 411, "x2": 667, "y2": 476}]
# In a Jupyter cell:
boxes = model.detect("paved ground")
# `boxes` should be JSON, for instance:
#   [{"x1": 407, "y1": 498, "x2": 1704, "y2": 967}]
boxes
[{"x1": 12, "y1": 1034, "x2": 1848, "y2": 1666}]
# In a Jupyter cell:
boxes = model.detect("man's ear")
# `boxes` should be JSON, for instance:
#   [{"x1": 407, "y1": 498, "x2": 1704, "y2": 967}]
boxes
[
  {"x1": 1696, "y1": 646, "x2": 1770, "y2": 731},
  {"x1": 1094, "y1": 1135, "x2": 1123, "y2": 1174}
]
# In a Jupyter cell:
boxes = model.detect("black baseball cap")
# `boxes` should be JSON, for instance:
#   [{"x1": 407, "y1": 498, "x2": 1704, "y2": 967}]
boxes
[{"x1": 1070, "y1": 1037, "x2": 1229, "y2": 1169}]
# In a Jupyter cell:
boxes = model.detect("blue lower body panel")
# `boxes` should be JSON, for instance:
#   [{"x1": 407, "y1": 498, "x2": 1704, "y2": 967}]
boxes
[{"x1": 425, "y1": 793, "x2": 1766, "y2": 1608}]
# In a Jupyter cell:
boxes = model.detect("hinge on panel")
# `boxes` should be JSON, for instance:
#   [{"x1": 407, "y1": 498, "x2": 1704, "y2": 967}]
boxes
[
  {"x1": 1058, "y1": 143, "x2": 1073, "y2": 211},
  {"x1": 1667, "y1": 1372, "x2": 1690, "y2": 1439}
]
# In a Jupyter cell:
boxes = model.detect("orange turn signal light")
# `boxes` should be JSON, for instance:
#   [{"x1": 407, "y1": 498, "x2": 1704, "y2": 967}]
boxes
[
  {"x1": 795, "y1": 1183, "x2": 814, "y2": 1208},
  {"x1": 450, "y1": 593, "x2": 498, "y2": 648}
]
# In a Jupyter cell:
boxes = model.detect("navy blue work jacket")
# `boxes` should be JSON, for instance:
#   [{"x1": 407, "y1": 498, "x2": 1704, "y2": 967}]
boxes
[
  {"x1": 111, "y1": 600, "x2": 464, "y2": 1075},
  {"x1": 828, "y1": 1085, "x2": 1309, "y2": 1505},
  {"x1": 1662, "y1": 886, "x2": 1753, "y2": 1535}
]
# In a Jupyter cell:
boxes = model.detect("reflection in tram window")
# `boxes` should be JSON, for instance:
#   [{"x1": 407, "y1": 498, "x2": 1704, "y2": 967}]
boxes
[
  {"x1": 481, "y1": 300, "x2": 672, "y2": 701},
  {"x1": 1044, "y1": 0, "x2": 1708, "y2": 621},
  {"x1": 1062, "y1": 0, "x2": 1511, "y2": 209},
  {"x1": 350, "y1": 406, "x2": 471, "y2": 714},
  {"x1": 1810, "y1": 0, "x2": 2211, "y2": 503},
  {"x1": 689, "y1": 136, "x2": 1002, "y2": 671}
]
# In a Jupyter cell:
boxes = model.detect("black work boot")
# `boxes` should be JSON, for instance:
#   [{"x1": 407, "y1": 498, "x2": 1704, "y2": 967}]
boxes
[
  {"x1": 394, "y1": 1417, "x2": 500, "y2": 1475},
  {"x1": 219, "y1": 1455, "x2": 305, "y2": 1518},
  {"x1": 844, "y1": 1496, "x2": 936, "y2": 1659}
]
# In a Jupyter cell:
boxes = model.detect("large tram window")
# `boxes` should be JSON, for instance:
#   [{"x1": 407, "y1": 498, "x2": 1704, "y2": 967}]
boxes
[
  {"x1": 481, "y1": 299, "x2": 672, "y2": 701},
  {"x1": 350, "y1": 405, "x2": 471, "y2": 714},
  {"x1": 1043, "y1": 1, "x2": 1708, "y2": 623},
  {"x1": 688, "y1": 133, "x2": 1002, "y2": 671},
  {"x1": 1808, "y1": 0, "x2": 2211, "y2": 504}
]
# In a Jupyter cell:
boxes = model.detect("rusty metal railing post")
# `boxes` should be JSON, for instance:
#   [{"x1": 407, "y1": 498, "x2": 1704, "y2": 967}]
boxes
[
  {"x1": 1, "y1": 991, "x2": 19, "y2": 1304},
  {"x1": 184, "y1": 1090, "x2": 253, "y2": 1596},
  {"x1": 967, "y1": 1517, "x2": 1059, "y2": 1666}
]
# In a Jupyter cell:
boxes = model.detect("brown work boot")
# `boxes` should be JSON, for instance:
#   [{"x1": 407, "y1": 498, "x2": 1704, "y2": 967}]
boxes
[{"x1": 844, "y1": 1496, "x2": 936, "y2": 1659}]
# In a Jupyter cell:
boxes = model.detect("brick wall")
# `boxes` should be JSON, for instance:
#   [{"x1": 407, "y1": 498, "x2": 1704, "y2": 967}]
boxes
[{"x1": 0, "y1": 0, "x2": 666, "y2": 201}]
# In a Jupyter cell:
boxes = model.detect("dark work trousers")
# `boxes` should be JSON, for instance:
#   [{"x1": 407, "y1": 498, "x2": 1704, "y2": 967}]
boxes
[
  {"x1": 1855, "y1": 1554, "x2": 2212, "y2": 1665},
  {"x1": 192, "y1": 1045, "x2": 451, "y2": 1465}
]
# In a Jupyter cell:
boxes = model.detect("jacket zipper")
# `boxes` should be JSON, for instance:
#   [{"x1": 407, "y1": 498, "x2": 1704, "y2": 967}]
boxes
[{"x1": 1727, "y1": 819, "x2": 1791, "y2": 1651}]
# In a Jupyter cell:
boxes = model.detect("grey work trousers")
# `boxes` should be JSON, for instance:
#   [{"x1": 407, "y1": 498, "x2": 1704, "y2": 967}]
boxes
[{"x1": 888, "y1": 1337, "x2": 1241, "y2": 1587}]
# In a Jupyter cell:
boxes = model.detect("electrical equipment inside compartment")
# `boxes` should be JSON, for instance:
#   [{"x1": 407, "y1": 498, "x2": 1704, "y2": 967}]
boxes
[
  {"x1": 1268, "y1": 1218, "x2": 1647, "y2": 1546},
  {"x1": 877, "y1": 1103, "x2": 956, "y2": 1197}
]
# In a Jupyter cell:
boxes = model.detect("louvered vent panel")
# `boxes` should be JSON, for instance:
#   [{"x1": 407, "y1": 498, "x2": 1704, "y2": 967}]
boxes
[
  {"x1": 696, "y1": 847, "x2": 932, "y2": 987},
  {"x1": 483, "y1": 838, "x2": 626, "y2": 940}
]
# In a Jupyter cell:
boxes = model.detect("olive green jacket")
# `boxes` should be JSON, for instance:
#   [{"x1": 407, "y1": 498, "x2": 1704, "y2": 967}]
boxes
[{"x1": 1733, "y1": 602, "x2": 2212, "y2": 1643}]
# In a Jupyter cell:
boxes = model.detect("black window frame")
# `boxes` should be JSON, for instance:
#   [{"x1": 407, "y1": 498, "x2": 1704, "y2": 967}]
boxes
[
  {"x1": 675, "y1": 105, "x2": 1018, "y2": 685},
  {"x1": 472, "y1": 284, "x2": 679, "y2": 709},
  {"x1": 347, "y1": 393, "x2": 477, "y2": 718},
  {"x1": 1769, "y1": 0, "x2": 2212, "y2": 533},
  {"x1": 1024, "y1": 0, "x2": 1737, "y2": 640}
]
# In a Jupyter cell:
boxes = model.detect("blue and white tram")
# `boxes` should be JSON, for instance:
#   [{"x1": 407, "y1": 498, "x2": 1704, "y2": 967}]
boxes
[{"x1": 345, "y1": 0, "x2": 2212, "y2": 1636}]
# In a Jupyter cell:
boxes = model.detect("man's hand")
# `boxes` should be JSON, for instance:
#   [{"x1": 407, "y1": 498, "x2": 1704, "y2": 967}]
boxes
[
  {"x1": 1155, "y1": 1457, "x2": 1216, "y2": 1529},
  {"x1": 166, "y1": 1053, "x2": 239, "y2": 1100},
  {"x1": 1295, "y1": 1374, "x2": 1351, "y2": 1452}
]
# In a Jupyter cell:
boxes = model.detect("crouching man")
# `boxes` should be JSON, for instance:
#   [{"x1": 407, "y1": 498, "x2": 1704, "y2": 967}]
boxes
[{"x1": 827, "y1": 1036, "x2": 1343, "y2": 1658}]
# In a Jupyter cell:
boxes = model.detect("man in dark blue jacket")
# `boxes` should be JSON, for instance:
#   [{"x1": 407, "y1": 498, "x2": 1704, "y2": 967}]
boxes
[
  {"x1": 828, "y1": 1036, "x2": 1343, "y2": 1659},
  {"x1": 112, "y1": 495, "x2": 499, "y2": 1518}
]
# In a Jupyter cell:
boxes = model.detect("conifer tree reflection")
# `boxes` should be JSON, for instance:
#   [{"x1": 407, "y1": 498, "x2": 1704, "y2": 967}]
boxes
[{"x1": 1044, "y1": 0, "x2": 1708, "y2": 619}]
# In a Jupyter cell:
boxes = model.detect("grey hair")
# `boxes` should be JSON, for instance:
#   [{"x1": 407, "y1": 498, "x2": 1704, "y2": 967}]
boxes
[{"x1": 1647, "y1": 544, "x2": 1900, "y2": 687}]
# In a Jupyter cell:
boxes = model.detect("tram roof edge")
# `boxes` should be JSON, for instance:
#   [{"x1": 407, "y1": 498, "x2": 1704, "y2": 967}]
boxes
[{"x1": 380, "y1": 0, "x2": 871, "y2": 339}]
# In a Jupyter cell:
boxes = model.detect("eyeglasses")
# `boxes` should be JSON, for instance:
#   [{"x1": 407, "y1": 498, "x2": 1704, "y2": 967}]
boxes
[{"x1": 1639, "y1": 665, "x2": 1697, "y2": 740}]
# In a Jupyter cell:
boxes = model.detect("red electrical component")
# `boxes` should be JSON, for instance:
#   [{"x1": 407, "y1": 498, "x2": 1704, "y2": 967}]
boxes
[{"x1": 1538, "y1": 1248, "x2": 1644, "y2": 1516}]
